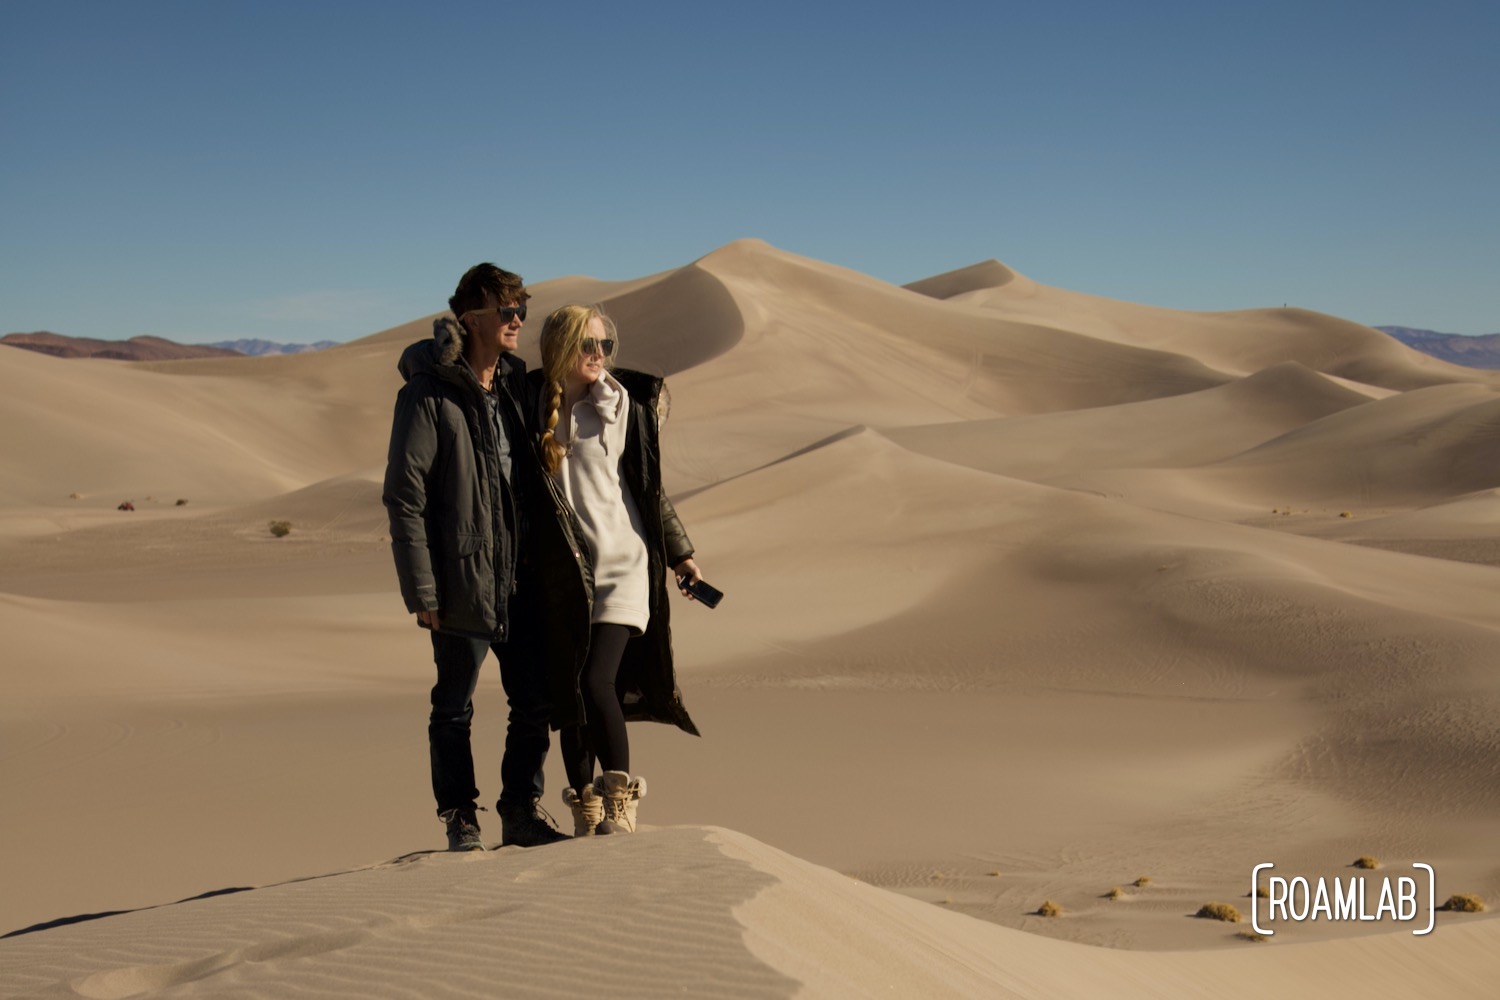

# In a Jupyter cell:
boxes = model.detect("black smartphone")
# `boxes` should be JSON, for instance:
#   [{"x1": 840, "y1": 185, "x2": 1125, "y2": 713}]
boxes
[{"x1": 679, "y1": 577, "x2": 724, "y2": 609}]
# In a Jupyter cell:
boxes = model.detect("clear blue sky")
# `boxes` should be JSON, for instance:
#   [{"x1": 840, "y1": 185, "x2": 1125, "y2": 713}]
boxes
[{"x1": 3, "y1": 0, "x2": 1496, "y2": 343}]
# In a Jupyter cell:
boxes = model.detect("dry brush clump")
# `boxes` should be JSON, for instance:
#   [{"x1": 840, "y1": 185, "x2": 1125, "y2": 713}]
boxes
[
  {"x1": 1352, "y1": 856, "x2": 1380, "y2": 870},
  {"x1": 1035, "y1": 900, "x2": 1062, "y2": 918},
  {"x1": 1103, "y1": 887, "x2": 1125, "y2": 900},
  {"x1": 1234, "y1": 930, "x2": 1267, "y2": 943},
  {"x1": 1438, "y1": 893, "x2": 1486, "y2": 913},
  {"x1": 268, "y1": 520, "x2": 292, "y2": 538},
  {"x1": 1195, "y1": 902, "x2": 1242, "y2": 922},
  {"x1": 1132, "y1": 876, "x2": 1152, "y2": 888}
]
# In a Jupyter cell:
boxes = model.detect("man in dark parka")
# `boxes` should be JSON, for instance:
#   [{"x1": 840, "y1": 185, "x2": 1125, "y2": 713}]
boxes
[{"x1": 382, "y1": 263, "x2": 567, "y2": 851}]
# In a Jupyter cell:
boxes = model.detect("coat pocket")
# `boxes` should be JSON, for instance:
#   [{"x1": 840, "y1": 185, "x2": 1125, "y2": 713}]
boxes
[
  {"x1": 434, "y1": 530, "x2": 493, "y2": 633},
  {"x1": 435, "y1": 530, "x2": 486, "y2": 596},
  {"x1": 453, "y1": 531, "x2": 485, "y2": 557}
]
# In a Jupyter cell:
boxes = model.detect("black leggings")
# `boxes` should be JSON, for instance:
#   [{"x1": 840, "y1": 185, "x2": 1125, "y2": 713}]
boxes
[{"x1": 562, "y1": 623, "x2": 632, "y2": 792}]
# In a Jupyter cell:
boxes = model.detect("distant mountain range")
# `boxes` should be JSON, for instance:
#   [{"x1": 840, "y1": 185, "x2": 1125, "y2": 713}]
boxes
[
  {"x1": 205, "y1": 338, "x2": 340, "y2": 356},
  {"x1": 1377, "y1": 327, "x2": 1500, "y2": 370},
  {"x1": 1, "y1": 332, "x2": 338, "y2": 361},
  {"x1": 0, "y1": 332, "x2": 242, "y2": 361}
]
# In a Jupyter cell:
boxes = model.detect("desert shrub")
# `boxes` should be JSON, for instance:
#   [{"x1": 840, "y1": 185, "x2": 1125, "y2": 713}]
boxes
[
  {"x1": 1036, "y1": 900, "x2": 1062, "y2": 917},
  {"x1": 1438, "y1": 893, "x2": 1485, "y2": 913},
  {"x1": 1133, "y1": 876, "x2": 1152, "y2": 888},
  {"x1": 176, "y1": 498, "x2": 188, "y2": 506},
  {"x1": 1234, "y1": 930, "x2": 1267, "y2": 942},
  {"x1": 269, "y1": 520, "x2": 292, "y2": 538},
  {"x1": 987, "y1": 870, "x2": 1002, "y2": 877},
  {"x1": 1352, "y1": 856, "x2": 1380, "y2": 870},
  {"x1": 1195, "y1": 902, "x2": 1241, "y2": 922},
  {"x1": 1104, "y1": 887, "x2": 1124, "y2": 900}
]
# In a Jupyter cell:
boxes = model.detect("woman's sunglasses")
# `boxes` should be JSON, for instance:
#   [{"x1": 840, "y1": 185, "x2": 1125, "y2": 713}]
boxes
[{"x1": 581, "y1": 337, "x2": 616, "y2": 357}]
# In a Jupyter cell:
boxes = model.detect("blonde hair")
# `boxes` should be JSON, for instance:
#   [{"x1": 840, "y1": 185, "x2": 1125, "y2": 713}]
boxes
[{"x1": 539, "y1": 304, "x2": 619, "y2": 474}]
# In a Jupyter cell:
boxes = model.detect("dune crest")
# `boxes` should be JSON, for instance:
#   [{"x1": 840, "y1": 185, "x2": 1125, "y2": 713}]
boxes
[
  {"x1": 3, "y1": 828, "x2": 1495, "y2": 1000},
  {"x1": 904, "y1": 258, "x2": 1026, "y2": 299}
]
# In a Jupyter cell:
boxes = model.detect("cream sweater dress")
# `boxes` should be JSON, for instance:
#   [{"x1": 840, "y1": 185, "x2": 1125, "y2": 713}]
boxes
[{"x1": 549, "y1": 372, "x2": 651, "y2": 633}]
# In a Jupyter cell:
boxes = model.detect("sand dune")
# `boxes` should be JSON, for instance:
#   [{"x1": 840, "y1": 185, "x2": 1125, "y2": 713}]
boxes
[
  {"x1": 881, "y1": 361, "x2": 1374, "y2": 481},
  {"x1": 3, "y1": 238, "x2": 1497, "y2": 992},
  {"x1": 1207, "y1": 383, "x2": 1500, "y2": 503},
  {"x1": 0, "y1": 347, "x2": 358, "y2": 505},
  {"x1": 669, "y1": 427, "x2": 1500, "y2": 905},
  {"x1": 3, "y1": 828, "x2": 1495, "y2": 1000},
  {"x1": 909, "y1": 258, "x2": 1496, "y2": 392},
  {"x1": 902, "y1": 257, "x2": 1027, "y2": 300},
  {"x1": 1047, "y1": 382, "x2": 1500, "y2": 518},
  {"x1": 649, "y1": 240, "x2": 1240, "y2": 493},
  {"x1": 1301, "y1": 488, "x2": 1500, "y2": 568}
]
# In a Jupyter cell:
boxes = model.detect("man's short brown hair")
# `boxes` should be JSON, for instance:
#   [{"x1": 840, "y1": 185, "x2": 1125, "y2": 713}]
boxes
[{"x1": 449, "y1": 263, "x2": 530, "y2": 318}]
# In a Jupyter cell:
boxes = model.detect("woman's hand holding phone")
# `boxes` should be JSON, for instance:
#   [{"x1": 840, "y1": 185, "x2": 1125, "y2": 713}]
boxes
[{"x1": 674, "y1": 558, "x2": 723, "y2": 608}]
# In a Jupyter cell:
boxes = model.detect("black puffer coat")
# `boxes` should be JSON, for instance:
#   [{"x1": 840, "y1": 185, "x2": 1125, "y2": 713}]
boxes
[
  {"x1": 383, "y1": 335, "x2": 536, "y2": 641},
  {"x1": 527, "y1": 367, "x2": 700, "y2": 736}
]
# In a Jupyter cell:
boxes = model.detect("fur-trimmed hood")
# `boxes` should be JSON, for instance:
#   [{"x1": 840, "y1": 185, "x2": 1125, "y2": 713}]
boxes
[{"x1": 432, "y1": 315, "x2": 466, "y2": 366}]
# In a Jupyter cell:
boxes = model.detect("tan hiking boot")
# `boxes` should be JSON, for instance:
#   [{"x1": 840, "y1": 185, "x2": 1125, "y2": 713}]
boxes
[
  {"x1": 562, "y1": 784, "x2": 605, "y2": 837},
  {"x1": 594, "y1": 771, "x2": 647, "y2": 834}
]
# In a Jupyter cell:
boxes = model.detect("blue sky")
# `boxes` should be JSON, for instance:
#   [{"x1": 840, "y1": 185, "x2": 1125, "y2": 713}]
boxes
[{"x1": 3, "y1": 0, "x2": 1496, "y2": 343}]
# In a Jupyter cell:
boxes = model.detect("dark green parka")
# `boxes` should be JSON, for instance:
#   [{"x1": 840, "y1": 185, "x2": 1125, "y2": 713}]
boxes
[{"x1": 528, "y1": 367, "x2": 700, "y2": 737}]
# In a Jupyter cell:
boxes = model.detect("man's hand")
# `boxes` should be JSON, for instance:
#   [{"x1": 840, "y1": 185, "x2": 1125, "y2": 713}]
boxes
[
  {"x1": 673, "y1": 558, "x2": 703, "y2": 600},
  {"x1": 416, "y1": 609, "x2": 441, "y2": 629}
]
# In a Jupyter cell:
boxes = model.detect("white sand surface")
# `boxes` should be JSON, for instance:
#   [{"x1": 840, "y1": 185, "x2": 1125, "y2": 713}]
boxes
[{"x1": 3, "y1": 239, "x2": 1497, "y2": 994}]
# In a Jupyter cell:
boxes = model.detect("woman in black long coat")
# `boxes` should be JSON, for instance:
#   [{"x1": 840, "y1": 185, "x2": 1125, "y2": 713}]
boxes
[{"x1": 528, "y1": 304, "x2": 702, "y2": 835}]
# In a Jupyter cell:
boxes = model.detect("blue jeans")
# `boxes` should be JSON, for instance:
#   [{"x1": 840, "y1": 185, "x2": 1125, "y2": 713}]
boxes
[{"x1": 428, "y1": 602, "x2": 550, "y2": 815}]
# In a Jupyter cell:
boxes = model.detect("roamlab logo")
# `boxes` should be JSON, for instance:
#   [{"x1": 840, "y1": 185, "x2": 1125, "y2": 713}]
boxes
[{"x1": 1251, "y1": 863, "x2": 1436, "y2": 936}]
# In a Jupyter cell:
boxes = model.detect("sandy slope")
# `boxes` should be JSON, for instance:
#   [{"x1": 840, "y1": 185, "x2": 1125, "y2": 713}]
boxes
[
  {"x1": 880, "y1": 361, "x2": 1376, "y2": 480},
  {"x1": 2, "y1": 828, "x2": 1495, "y2": 1000},
  {"x1": 2, "y1": 239, "x2": 1497, "y2": 992},
  {"x1": 908, "y1": 257, "x2": 1484, "y2": 390}
]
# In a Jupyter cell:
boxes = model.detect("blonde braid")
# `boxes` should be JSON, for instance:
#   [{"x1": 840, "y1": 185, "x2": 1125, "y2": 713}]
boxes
[{"x1": 541, "y1": 378, "x2": 567, "y2": 474}]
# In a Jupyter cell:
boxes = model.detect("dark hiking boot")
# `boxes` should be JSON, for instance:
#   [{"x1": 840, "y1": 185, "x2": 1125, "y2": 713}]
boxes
[
  {"x1": 499, "y1": 798, "x2": 570, "y2": 847},
  {"x1": 439, "y1": 808, "x2": 485, "y2": 852}
]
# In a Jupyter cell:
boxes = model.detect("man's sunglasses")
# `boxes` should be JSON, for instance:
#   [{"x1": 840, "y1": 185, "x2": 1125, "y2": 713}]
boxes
[
  {"x1": 467, "y1": 305, "x2": 528, "y2": 323},
  {"x1": 582, "y1": 337, "x2": 616, "y2": 357}
]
